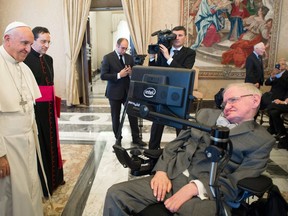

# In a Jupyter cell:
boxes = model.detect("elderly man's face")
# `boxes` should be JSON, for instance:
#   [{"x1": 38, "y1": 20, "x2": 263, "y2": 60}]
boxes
[
  {"x1": 278, "y1": 59, "x2": 287, "y2": 71},
  {"x1": 5, "y1": 27, "x2": 34, "y2": 62},
  {"x1": 222, "y1": 87, "x2": 259, "y2": 124},
  {"x1": 255, "y1": 45, "x2": 265, "y2": 56}
]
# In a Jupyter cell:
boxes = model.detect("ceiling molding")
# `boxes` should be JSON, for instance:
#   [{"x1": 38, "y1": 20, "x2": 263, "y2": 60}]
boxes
[
  {"x1": 90, "y1": 7, "x2": 123, "y2": 11},
  {"x1": 90, "y1": 0, "x2": 122, "y2": 11}
]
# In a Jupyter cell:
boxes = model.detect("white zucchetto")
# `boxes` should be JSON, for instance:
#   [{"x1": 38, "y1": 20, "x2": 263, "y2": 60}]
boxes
[{"x1": 4, "y1": 21, "x2": 30, "y2": 34}]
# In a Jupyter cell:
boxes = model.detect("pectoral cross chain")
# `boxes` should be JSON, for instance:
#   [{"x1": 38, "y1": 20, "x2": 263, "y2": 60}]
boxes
[{"x1": 20, "y1": 96, "x2": 27, "y2": 112}]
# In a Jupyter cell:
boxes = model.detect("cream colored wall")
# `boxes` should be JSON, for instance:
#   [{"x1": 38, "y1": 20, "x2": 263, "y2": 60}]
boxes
[
  {"x1": 89, "y1": 12, "x2": 97, "y2": 72},
  {"x1": 95, "y1": 11, "x2": 114, "y2": 68},
  {"x1": 0, "y1": 0, "x2": 66, "y2": 99},
  {"x1": 150, "y1": 0, "x2": 181, "y2": 44},
  {"x1": 277, "y1": 1, "x2": 288, "y2": 60},
  {"x1": 0, "y1": 0, "x2": 287, "y2": 101}
]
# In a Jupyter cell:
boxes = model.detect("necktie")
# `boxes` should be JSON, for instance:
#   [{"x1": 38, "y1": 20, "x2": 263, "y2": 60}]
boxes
[
  {"x1": 119, "y1": 55, "x2": 125, "y2": 68},
  {"x1": 173, "y1": 50, "x2": 179, "y2": 56}
]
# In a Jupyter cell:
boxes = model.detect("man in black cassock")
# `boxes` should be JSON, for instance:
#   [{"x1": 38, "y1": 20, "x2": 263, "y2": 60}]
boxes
[{"x1": 24, "y1": 26, "x2": 64, "y2": 197}]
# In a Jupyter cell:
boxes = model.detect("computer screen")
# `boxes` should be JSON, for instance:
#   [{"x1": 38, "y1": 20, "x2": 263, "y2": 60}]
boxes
[{"x1": 127, "y1": 66, "x2": 195, "y2": 129}]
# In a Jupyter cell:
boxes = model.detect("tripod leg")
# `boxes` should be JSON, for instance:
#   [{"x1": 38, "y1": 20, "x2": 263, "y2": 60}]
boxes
[
  {"x1": 115, "y1": 102, "x2": 128, "y2": 146},
  {"x1": 138, "y1": 118, "x2": 143, "y2": 140}
]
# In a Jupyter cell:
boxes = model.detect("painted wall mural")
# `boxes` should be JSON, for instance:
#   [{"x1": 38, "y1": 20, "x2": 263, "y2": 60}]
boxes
[{"x1": 181, "y1": 0, "x2": 281, "y2": 79}]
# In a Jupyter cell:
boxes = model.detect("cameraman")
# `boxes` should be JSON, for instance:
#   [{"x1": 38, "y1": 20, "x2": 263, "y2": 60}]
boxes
[{"x1": 148, "y1": 26, "x2": 196, "y2": 150}]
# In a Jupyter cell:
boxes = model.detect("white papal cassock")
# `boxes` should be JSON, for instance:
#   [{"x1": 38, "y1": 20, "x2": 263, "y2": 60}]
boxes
[{"x1": 0, "y1": 45, "x2": 43, "y2": 216}]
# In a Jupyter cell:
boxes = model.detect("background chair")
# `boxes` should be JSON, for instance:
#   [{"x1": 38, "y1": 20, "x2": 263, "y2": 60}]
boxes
[
  {"x1": 282, "y1": 113, "x2": 288, "y2": 126},
  {"x1": 258, "y1": 109, "x2": 269, "y2": 125},
  {"x1": 190, "y1": 66, "x2": 203, "y2": 114}
]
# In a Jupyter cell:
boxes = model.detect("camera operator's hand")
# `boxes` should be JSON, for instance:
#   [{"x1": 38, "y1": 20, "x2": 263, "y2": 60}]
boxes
[{"x1": 159, "y1": 44, "x2": 170, "y2": 60}]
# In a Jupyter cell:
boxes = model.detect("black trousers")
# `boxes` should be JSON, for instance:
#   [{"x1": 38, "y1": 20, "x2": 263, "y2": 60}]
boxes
[
  {"x1": 149, "y1": 123, "x2": 181, "y2": 149},
  {"x1": 109, "y1": 99, "x2": 140, "y2": 141},
  {"x1": 266, "y1": 103, "x2": 288, "y2": 135}
]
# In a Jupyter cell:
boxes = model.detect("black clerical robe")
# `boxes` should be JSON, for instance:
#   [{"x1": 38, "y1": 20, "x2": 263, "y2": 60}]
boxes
[{"x1": 24, "y1": 48, "x2": 64, "y2": 197}]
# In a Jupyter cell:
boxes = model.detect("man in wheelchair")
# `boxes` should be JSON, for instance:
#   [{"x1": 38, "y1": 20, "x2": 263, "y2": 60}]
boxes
[{"x1": 104, "y1": 83, "x2": 275, "y2": 215}]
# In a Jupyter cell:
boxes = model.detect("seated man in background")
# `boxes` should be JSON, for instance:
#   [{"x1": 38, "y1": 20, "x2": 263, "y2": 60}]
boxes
[
  {"x1": 103, "y1": 83, "x2": 274, "y2": 215},
  {"x1": 263, "y1": 58, "x2": 288, "y2": 148}
]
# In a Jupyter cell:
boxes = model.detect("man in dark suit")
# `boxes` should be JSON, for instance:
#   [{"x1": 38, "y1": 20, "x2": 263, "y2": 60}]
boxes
[
  {"x1": 264, "y1": 58, "x2": 288, "y2": 148},
  {"x1": 103, "y1": 83, "x2": 274, "y2": 215},
  {"x1": 101, "y1": 38, "x2": 146, "y2": 146},
  {"x1": 148, "y1": 26, "x2": 196, "y2": 149},
  {"x1": 244, "y1": 42, "x2": 266, "y2": 89}
]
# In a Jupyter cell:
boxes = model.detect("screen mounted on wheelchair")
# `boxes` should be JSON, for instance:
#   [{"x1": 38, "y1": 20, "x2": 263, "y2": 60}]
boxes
[{"x1": 127, "y1": 66, "x2": 195, "y2": 129}]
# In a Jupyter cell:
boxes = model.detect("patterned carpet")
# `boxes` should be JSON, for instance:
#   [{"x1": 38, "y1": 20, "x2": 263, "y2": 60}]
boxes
[{"x1": 43, "y1": 144, "x2": 93, "y2": 216}]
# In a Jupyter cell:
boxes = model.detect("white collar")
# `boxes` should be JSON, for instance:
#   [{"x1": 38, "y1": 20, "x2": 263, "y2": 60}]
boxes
[{"x1": 171, "y1": 46, "x2": 183, "y2": 51}]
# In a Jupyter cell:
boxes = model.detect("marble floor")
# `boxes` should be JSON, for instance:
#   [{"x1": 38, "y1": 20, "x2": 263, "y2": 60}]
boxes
[{"x1": 50, "y1": 75, "x2": 288, "y2": 216}]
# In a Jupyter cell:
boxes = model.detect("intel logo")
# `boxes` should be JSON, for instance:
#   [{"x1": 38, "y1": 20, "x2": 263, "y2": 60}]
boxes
[{"x1": 143, "y1": 87, "x2": 156, "y2": 98}]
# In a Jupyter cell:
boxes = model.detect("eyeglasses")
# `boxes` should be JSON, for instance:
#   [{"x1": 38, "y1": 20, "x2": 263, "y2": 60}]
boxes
[{"x1": 221, "y1": 94, "x2": 254, "y2": 109}]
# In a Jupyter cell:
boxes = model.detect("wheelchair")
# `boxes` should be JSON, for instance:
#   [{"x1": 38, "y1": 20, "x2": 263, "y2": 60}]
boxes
[
  {"x1": 113, "y1": 145, "x2": 273, "y2": 216},
  {"x1": 113, "y1": 71, "x2": 274, "y2": 215}
]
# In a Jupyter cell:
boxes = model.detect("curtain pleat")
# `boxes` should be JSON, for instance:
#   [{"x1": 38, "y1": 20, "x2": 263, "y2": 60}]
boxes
[
  {"x1": 121, "y1": 0, "x2": 152, "y2": 55},
  {"x1": 63, "y1": 0, "x2": 92, "y2": 105}
]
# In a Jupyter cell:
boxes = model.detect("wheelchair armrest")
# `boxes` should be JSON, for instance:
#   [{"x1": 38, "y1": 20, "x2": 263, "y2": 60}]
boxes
[
  {"x1": 143, "y1": 149, "x2": 163, "y2": 159},
  {"x1": 113, "y1": 145, "x2": 157, "y2": 176},
  {"x1": 237, "y1": 175, "x2": 273, "y2": 197},
  {"x1": 113, "y1": 144, "x2": 141, "y2": 171}
]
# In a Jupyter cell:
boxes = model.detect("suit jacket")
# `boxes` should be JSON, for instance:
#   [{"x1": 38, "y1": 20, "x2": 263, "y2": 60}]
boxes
[
  {"x1": 149, "y1": 46, "x2": 196, "y2": 69},
  {"x1": 100, "y1": 51, "x2": 134, "y2": 100},
  {"x1": 264, "y1": 70, "x2": 288, "y2": 100},
  {"x1": 153, "y1": 108, "x2": 274, "y2": 202},
  {"x1": 245, "y1": 52, "x2": 264, "y2": 85}
]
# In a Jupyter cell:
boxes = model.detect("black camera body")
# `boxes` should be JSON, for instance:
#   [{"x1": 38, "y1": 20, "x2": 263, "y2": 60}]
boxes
[
  {"x1": 148, "y1": 29, "x2": 176, "y2": 54},
  {"x1": 133, "y1": 55, "x2": 147, "y2": 65},
  {"x1": 275, "y1": 64, "x2": 280, "y2": 70}
]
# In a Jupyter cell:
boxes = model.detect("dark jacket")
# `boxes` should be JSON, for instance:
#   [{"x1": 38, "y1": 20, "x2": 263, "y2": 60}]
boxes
[
  {"x1": 149, "y1": 46, "x2": 196, "y2": 69},
  {"x1": 100, "y1": 51, "x2": 134, "y2": 100},
  {"x1": 245, "y1": 52, "x2": 264, "y2": 86},
  {"x1": 264, "y1": 70, "x2": 288, "y2": 101}
]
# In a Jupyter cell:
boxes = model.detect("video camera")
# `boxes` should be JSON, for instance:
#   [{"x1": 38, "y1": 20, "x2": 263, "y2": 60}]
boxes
[{"x1": 148, "y1": 29, "x2": 176, "y2": 54}]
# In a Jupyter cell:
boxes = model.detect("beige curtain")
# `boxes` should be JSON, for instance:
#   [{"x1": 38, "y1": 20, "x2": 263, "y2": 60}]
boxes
[
  {"x1": 63, "y1": 0, "x2": 91, "y2": 105},
  {"x1": 121, "y1": 0, "x2": 152, "y2": 55}
]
